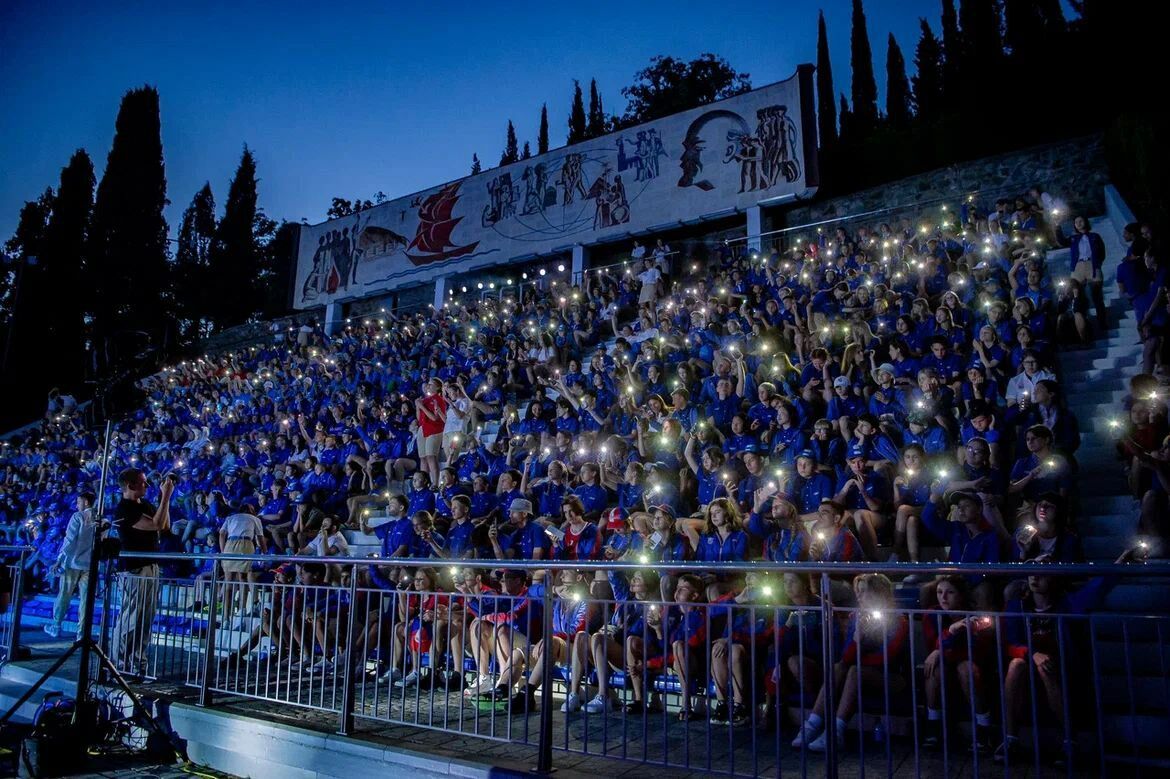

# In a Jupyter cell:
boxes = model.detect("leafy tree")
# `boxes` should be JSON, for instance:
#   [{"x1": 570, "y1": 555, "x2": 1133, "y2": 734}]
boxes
[
  {"x1": 326, "y1": 197, "x2": 374, "y2": 219},
  {"x1": 176, "y1": 183, "x2": 215, "y2": 268},
  {"x1": 587, "y1": 78, "x2": 606, "y2": 138},
  {"x1": 538, "y1": 104, "x2": 550, "y2": 154},
  {"x1": 816, "y1": 10, "x2": 838, "y2": 148},
  {"x1": 471, "y1": 153, "x2": 482, "y2": 174},
  {"x1": 500, "y1": 120, "x2": 519, "y2": 165},
  {"x1": 849, "y1": 0, "x2": 879, "y2": 137},
  {"x1": 86, "y1": 85, "x2": 169, "y2": 366},
  {"x1": 521, "y1": 141, "x2": 532, "y2": 160},
  {"x1": 913, "y1": 19, "x2": 945, "y2": 122},
  {"x1": 567, "y1": 81, "x2": 587, "y2": 144},
  {"x1": 885, "y1": 33, "x2": 912, "y2": 127},
  {"x1": 256, "y1": 220, "x2": 297, "y2": 318},
  {"x1": 616, "y1": 53, "x2": 750, "y2": 127}
]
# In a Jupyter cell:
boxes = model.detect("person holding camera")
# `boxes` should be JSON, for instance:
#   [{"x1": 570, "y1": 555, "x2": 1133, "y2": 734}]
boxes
[{"x1": 112, "y1": 467, "x2": 173, "y2": 676}]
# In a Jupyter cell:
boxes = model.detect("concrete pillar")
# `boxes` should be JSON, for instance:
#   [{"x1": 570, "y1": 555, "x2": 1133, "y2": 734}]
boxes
[
  {"x1": 571, "y1": 245, "x2": 588, "y2": 285},
  {"x1": 746, "y1": 205, "x2": 763, "y2": 253},
  {"x1": 324, "y1": 301, "x2": 343, "y2": 336},
  {"x1": 433, "y1": 275, "x2": 448, "y2": 311}
]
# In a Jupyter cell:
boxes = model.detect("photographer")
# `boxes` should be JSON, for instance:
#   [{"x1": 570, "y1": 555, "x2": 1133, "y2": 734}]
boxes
[{"x1": 112, "y1": 467, "x2": 173, "y2": 676}]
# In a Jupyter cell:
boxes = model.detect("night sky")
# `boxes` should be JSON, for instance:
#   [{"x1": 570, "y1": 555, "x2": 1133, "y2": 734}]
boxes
[{"x1": 1, "y1": 0, "x2": 939, "y2": 241}]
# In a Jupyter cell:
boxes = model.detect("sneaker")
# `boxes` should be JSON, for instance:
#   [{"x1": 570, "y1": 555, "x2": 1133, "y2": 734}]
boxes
[
  {"x1": 395, "y1": 669, "x2": 423, "y2": 688},
  {"x1": 730, "y1": 703, "x2": 750, "y2": 727},
  {"x1": 463, "y1": 672, "x2": 494, "y2": 696},
  {"x1": 440, "y1": 669, "x2": 466, "y2": 691},
  {"x1": 508, "y1": 687, "x2": 536, "y2": 713},
  {"x1": 309, "y1": 657, "x2": 334, "y2": 673},
  {"x1": 560, "y1": 692, "x2": 583, "y2": 713},
  {"x1": 583, "y1": 694, "x2": 617, "y2": 714},
  {"x1": 623, "y1": 699, "x2": 648, "y2": 715},
  {"x1": 43, "y1": 623, "x2": 61, "y2": 638},
  {"x1": 709, "y1": 701, "x2": 730, "y2": 724},
  {"x1": 993, "y1": 738, "x2": 1021, "y2": 764},
  {"x1": 922, "y1": 720, "x2": 942, "y2": 749},
  {"x1": 378, "y1": 666, "x2": 404, "y2": 684},
  {"x1": 791, "y1": 719, "x2": 823, "y2": 748},
  {"x1": 807, "y1": 728, "x2": 839, "y2": 753}
]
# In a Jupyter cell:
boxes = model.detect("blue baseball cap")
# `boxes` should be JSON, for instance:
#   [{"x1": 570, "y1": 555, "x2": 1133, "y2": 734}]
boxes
[
  {"x1": 847, "y1": 443, "x2": 866, "y2": 460},
  {"x1": 795, "y1": 449, "x2": 818, "y2": 462}
]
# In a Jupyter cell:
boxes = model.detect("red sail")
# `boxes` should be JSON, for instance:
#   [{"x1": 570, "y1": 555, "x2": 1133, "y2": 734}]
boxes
[{"x1": 408, "y1": 182, "x2": 471, "y2": 259}]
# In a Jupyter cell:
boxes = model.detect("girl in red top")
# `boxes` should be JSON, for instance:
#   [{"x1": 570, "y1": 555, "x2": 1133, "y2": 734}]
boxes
[
  {"x1": 921, "y1": 575, "x2": 996, "y2": 750},
  {"x1": 391, "y1": 566, "x2": 450, "y2": 690},
  {"x1": 415, "y1": 377, "x2": 448, "y2": 487}
]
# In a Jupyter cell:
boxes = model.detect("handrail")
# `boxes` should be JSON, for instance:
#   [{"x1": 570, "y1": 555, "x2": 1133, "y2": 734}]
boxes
[{"x1": 114, "y1": 550, "x2": 1169, "y2": 579}]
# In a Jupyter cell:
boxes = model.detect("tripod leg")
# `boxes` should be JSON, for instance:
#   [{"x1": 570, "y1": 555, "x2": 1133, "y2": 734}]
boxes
[
  {"x1": 0, "y1": 641, "x2": 80, "y2": 726},
  {"x1": 89, "y1": 642, "x2": 187, "y2": 761}
]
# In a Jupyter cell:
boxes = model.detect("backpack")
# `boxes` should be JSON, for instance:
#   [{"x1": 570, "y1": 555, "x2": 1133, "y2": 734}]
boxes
[{"x1": 19, "y1": 692, "x2": 80, "y2": 778}]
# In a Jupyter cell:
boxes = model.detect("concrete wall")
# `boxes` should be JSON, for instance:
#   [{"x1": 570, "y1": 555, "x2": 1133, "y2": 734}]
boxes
[{"x1": 780, "y1": 134, "x2": 1109, "y2": 230}]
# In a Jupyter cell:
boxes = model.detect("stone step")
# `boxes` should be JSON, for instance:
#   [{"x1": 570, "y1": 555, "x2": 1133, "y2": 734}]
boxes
[
  {"x1": 1060, "y1": 354, "x2": 1142, "y2": 372},
  {"x1": 1082, "y1": 495, "x2": 1139, "y2": 514}
]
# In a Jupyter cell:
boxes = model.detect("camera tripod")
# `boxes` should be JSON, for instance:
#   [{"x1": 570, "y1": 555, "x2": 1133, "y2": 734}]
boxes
[{"x1": 0, "y1": 421, "x2": 187, "y2": 765}]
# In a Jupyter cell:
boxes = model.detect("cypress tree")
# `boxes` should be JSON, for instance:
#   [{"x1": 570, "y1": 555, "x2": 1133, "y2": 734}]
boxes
[
  {"x1": 174, "y1": 183, "x2": 216, "y2": 341},
  {"x1": 913, "y1": 19, "x2": 945, "y2": 122},
  {"x1": 568, "y1": 81, "x2": 587, "y2": 145},
  {"x1": 41, "y1": 150, "x2": 95, "y2": 385},
  {"x1": 849, "y1": 0, "x2": 879, "y2": 137},
  {"x1": 538, "y1": 104, "x2": 550, "y2": 154},
  {"x1": 885, "y1": 34, "x2": 912, "y2": 127},
  {"x1": 587, "y1": 78, "x2": 606, "y2": 138},
  {"x1": 521, "y1": 141, "x2": 532, "y2": 160},
  {"x1": 959, "y1": 0, "x2": 1003, "y2": 78},
  {"x1": 940, "y1": 0, "x2": 962, "y2": 108},
  {"x1": 1, "y1": 188, "x2": 54, "y2": 393},
  {"x1": 838, "y1": 94, "x2": 853, "y2": 146},
  {"x1": 208, "y1": 146, "x2": 260, "y2": 327},
  {"x1": 816, "y1": 10, "x2": 838, "y2": 148},
  {"x1": 87, "y1": 85, "x2": 169, "y2": 360},
  {"x1": 500, "y1": 120, "x2": 519, "y2": 165},
  {"x1": 471, "y1": 153, "x2": 482, "y2": 174}
]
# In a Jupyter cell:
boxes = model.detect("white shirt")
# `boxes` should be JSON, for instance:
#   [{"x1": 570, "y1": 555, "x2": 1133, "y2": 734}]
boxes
[
  {"x1": 56, "y1": 509, "x2": 95, "y2": 571},
  {"x1": 220, "y1": 512, "x2": 263, "y2": 543},
  {"x1": 631, "y1": 244, "x2": 646, "y2": 259},
  {"x1": 444, "y1": 397, "x2": 470, "y2": 434},
  {"x1": 307, "y1": 531, "x2": 349, "y2": 557},
  {"x1": 1005, "y1": 369, "x2": 1055, "y2": 403}
]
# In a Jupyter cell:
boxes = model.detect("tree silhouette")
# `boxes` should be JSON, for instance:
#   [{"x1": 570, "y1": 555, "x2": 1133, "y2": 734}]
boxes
[
  {"x1": 41, "y1": 150, "x2": 94, "y2": 389},
  {"x1": 174, "y1": 183, "x2": 216, "y2": 342},
  {"x1": 849, "y1": 0, "x2": 879, "y2": 137},
  {"x1": 913, "y1": 19, "x2": 944, "y2": 122},
  {"x1": 816, "y1": 10, "x2": 838, "y2": 148},
  {"x1": 959, "y1": 0, "x2": 1003, "y2": 81},
  {"x1": 568, "y1": 81, "x2": 587, "y2": 144},
  {"x1": 208, "y1": 146, "x2": 262, "y2": 328},
  {"x1": 885, "y1": 33, "x2": 912, "y2": 127},
  {"x1": 471, "y1": 153, "x2": 482, "y2": 174},
  {"x1": 587, "y1": 78, "x2": 606, "y2": 138},
  {"x1": 86, "y1": 85, "x2": 169, "y2": 368},
  {"x1": 616, "y1": 53, "x2": 750, "y2": 127},
  {"x1": 500, "y1": 120, "x2": 519, "y2": 165},
  {"x1": 940, "y1": 0, "x2": 962, "y2": 108},
  {"x1": 538, "y1": 104, "x2": 550, "y2": 154},
  {"x1": 521, "y1": 141, "x2": 532, "y2": 160}
]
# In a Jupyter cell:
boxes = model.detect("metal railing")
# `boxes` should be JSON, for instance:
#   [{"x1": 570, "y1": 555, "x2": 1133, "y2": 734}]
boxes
[
  {"x1": 80, "y1": 552, "x2": 1170, "y2": 776},
  {"x1": 0, "y1": 546, "x2": 32, "y2": 666}
]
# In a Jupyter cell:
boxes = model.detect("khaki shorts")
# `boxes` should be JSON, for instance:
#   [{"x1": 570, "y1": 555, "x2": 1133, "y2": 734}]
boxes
[
  {"x1": 416, "y1": 431, "x2": 442, "y2": 458},
  {"x1": 1071, "y1": 260, "x2": 1099, "y2": 284}
]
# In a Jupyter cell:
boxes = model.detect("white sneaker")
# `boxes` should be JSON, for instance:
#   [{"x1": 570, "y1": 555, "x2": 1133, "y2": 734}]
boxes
[
  {"x1": 43, "y1": 624, "x2": 61, "y2": 638},
  {"x1": 464, "y1": 672, "x2": 493, "y2": 696},
  {"x1": 309, "y1": 657, "x2": 334, "y2": 673},
  {"x1": 378, "y1": 666, "x2": 404, "y2": 684},
  {"x1": 807, "y1": 728, "x2": 839, "y2": 753},
  {"x1": 791, "y1": 719, "x2": 823, "y2": 748},
  {"x1": 583, "y1": 694, "x2": 616, "y2": 714},
  {"x1": 395, "y1": 670, "x2": 422, "y2": 688},
  {"x1": 560, "y1": 692, "x2": 583, "y2": 713}
]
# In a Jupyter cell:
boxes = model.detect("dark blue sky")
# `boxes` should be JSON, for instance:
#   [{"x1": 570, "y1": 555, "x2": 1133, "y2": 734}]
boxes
[{"x1": 1, "y1": 0, "x2": 940, "y2": 241}]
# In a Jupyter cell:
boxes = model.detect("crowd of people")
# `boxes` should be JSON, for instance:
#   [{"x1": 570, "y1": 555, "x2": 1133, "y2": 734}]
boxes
[{"x1": 0, "y1": 188, "x2": 1161, "y2": 764}]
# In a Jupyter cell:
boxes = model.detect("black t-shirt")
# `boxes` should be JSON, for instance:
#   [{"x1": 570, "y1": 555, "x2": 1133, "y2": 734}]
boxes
[{"x1": 115, "y1": 497, "x2": 159, "y2": 571}]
